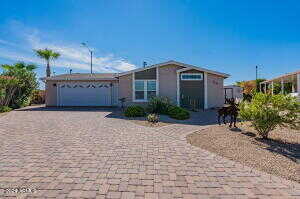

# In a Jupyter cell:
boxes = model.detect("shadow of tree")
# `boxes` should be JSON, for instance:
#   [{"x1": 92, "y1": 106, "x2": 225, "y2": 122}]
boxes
[
  {"x1": 253, "y1": 137, "x2": 300, "y2": 163},
  {"x1": 106, "y1": 109, "x2": 221, "y2": 126}
]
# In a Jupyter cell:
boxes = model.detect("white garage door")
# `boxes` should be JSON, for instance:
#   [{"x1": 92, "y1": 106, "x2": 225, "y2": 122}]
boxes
[{"x1": 58, "y1": 82, "x2": 114, "y2": 106}]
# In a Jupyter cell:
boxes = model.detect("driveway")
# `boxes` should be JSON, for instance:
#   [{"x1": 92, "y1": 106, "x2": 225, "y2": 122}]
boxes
[{"x1": 0, "y1": 106, "x2": 299, "y2": 198}]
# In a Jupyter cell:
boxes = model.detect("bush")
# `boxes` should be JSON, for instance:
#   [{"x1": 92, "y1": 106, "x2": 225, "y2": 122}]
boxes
[
  {"x1": 124, "y1": 105, "x2": 145, "y2": 117},
  {"x1": 168, "y1": 106, "x2": 190, "y2": 120},
  {"x1": 147, "y1": 113, "x2": 159, "y2": 123},
  {"x1": 0, "y1": 106, "x2": 12, "y2": 113},
  {"x1": 146, "y1": 96, "x2": 171, "y2": 114},
  {"x1": 239, "y1": 93, "x2": 300, "y2": 139},
  {"x1": 31, "y1": 90, "x2": 45, "y2": 104},
  {"x1": 1, "y1": 62, "x2": 38, "y2": 108}
]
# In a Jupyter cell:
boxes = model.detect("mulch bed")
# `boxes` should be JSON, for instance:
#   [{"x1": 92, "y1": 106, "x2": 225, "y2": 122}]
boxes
[{"x1": 186, "y1": 122, "x2": 300, "y2": 183}]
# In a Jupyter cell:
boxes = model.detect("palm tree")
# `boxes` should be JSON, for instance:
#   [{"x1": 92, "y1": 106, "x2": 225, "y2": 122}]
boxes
[{"x1": 34, "y1": 48, "x2": 60, "y2": 77}]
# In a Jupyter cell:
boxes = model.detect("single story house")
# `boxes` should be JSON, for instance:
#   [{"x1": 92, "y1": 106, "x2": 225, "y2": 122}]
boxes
[{"x1": 42, "y1": 60, "x2": 230, "y2": 109}]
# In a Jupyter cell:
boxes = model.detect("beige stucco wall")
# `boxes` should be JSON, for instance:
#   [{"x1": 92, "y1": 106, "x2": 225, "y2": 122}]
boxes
[
  {"x1": 207, "y1": 73, "x2": 224, "y2": 108},
  {"x1": 118, "y1": 74, "x2": 133, "y2": 106},
  {"x1": 158, "y1": 64, "x2": 184, "y2": 104},
  {"x1": 45, "y1": 81, "x2": 58, "y2": 106}
]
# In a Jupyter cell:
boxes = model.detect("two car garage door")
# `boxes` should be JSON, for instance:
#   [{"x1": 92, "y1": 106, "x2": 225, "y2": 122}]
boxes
[{"x1": 57, "y1": 82, "x2": 118, "y2": 106}]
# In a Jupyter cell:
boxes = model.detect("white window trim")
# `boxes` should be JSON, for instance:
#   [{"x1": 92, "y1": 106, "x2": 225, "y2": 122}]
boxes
[
  {"x1": 181, "y1": 73, "x2": 203, "y2": 81},
  {"x1": 133, "y1": 78, "x2": 157, "y2": 102}
]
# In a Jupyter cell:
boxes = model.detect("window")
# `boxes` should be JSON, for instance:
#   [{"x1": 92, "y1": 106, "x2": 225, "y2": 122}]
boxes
[
  {"x1": 134, "y1": 80, "x2": 157, "y2": 101},
  {"x1": 181, "y1": 73, "x2": 203, "y2": 81}
]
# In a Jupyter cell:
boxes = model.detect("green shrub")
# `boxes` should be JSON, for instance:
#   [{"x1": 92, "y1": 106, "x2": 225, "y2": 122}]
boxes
[
  {"x1": 147, "y1": 113, "x2": 159, "y2": 123},
  {"x1": 168, "y1": 106, "x2": 190, "y2": 120},
  {"x1": 1, "y1": 62, "x2": 38, "y2": 108},
  {"x1": 239, "y1": 93, "x2": 300, "y2": 139},
  {"x1": 124, "y1": 105, "x2": 145, "y2": 117},
  {"x1": 0, "y1": 106, "x2": 12, "y2": 113},
  {"x1": 146, "y1": 96, "x2": 171, "y2": 114}
]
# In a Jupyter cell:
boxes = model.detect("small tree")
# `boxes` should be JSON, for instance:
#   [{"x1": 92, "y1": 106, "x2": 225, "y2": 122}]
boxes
[
  {"x1": 239, "y1": 93, "x2": 300, "y2": 139},
  {"x1": 1, "y1": 62, "x2": 39, "y2": 108}
]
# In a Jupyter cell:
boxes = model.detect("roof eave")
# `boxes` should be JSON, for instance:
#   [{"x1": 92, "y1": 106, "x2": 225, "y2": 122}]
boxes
[{"x1": 118, "y1": 60, "x2": 230, "y2": 78}]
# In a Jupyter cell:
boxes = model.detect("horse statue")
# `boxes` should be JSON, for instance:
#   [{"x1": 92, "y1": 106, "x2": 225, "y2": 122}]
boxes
[{"x1": 217, "y1": 98, "x2": 240, "y2": 128}]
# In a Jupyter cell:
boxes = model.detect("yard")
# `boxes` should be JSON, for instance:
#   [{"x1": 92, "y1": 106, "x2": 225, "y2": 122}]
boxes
[
  {"x1": 187, "y1": 122, "x2": 300, "y2": 183},
  {"x1": 0, "y1": 106, "x2": 299, "y2": 198}
]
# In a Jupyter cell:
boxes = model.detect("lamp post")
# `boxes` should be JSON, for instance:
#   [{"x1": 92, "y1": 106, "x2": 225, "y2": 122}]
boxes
[{"x1": 81, "y1": 42, "x2": 93, "y2": 74}]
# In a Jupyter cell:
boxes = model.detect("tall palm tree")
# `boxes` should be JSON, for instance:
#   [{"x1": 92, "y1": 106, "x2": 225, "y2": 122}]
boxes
[{"x1": 34, "y1": 48, "x2": 60, "y2": 77}]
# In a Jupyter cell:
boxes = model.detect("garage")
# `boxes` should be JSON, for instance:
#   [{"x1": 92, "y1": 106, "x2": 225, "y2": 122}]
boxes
[
  {"x1": 58, "y1": 82, "x2": 116, "y2": 106},
  {"x1": 43, "y1": 73, "x2": 119, "y2": 107}
]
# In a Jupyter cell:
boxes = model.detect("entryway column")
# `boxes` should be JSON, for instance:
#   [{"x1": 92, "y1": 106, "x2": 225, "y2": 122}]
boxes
[
  {"x1": 176, "y1": 72, "x2": 180, "y2": 106},
  {"x1": 281, "y1": 79, "x2": 284, "y2": 94},
  {"x1": 271, "y1": 82, "x2": 274, "y2": 95},
  {"x1": 204, "y1": 72, "x2": 208, "y2": 109},
  {"x1": 297, "y1": 73, "x2": 300, "y2": 94}
]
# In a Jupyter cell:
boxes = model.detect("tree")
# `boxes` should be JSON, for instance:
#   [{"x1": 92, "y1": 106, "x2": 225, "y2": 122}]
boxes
[
  {"x1": 34, "y1": 48, "x2": 60, "y2": 77},
  {"x1": 239, "y1": 93, "x2": 300, "y2": 139},
  {"x1": 1, "y1": 62, "x2": 39, "y2": 108},
  {"x1": 236, "y1": 78, "x2": 266, "y2": 94},
  {"x1": 0, "y1": 76, "x2": 19, "y2": 107}
]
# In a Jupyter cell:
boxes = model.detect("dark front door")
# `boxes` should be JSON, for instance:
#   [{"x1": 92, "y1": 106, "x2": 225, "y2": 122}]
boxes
[{"x1": 180, "y1": 79, "x2": 204, "y2": 110}]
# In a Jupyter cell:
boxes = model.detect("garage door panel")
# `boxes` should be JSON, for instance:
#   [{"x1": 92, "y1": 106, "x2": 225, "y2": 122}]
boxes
[{"x1": 58, "y1": 82, "x2": 113, "y2": 106}]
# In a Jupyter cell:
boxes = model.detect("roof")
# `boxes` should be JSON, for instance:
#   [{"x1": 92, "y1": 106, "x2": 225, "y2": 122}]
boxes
[
  {"x1": 41, "y1": 73, "x2": 118, "y2": 81},
  {"x1": 261, "y1": 70, "x2": 300, "y2": 84},
  {"x1": 119, "y1": 60, "x2": 230, "y2": 78},
  {"x1": 224, "y1": 85, "x2": 241, "y2": 88}
]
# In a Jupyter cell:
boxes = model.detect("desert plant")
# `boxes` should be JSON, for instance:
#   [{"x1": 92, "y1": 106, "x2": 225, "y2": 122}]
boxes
[
  {"x1": 34, "y1": 48, "x2": 60, "y2": 77},
  {"x1": 0, "y1": 106, "x2": 12, "y2": 113},
  {"x1": 168, "y1": 106, "x2": 190, "y2": 120},
  {"x1": 147, "y1": 96, "x2": 171, "y2": 114},
  {"x1": 124, "y1": 105, "x2": 145, "y2": 117},
  {"x1": 239, "y1": 93, "x2": 300, "y2": 139},
  {"x1": 147, "y1": 113, "x2": 159, "y2": 123}
]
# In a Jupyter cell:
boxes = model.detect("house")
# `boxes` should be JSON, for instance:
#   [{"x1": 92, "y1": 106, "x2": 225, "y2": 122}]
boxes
[
  {"x1": 224, "y1": 85, "x2": 243, "y2": 101},
  {"x1": 42, "y1": 60, "x2": 230, "y2": 109},
  {"x1": 260, "y1": 70, "x2": 300, "y2": 101}
]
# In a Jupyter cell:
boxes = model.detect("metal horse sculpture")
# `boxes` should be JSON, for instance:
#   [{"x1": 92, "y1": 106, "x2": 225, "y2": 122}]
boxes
[{"x1": 217, "y1": 98, "x2": 240, "y2": 128}]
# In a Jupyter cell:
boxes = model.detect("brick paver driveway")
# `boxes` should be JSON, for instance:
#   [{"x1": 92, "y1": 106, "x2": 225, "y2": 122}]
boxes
[{"x1": 0, "y1": 106, "x2": 299, "y2": 199}]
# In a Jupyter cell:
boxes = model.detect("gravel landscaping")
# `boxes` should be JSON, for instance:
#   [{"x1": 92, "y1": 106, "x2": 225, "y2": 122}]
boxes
[{"x1": 187, "y1": 122, "x2": 300, "y2": 183}]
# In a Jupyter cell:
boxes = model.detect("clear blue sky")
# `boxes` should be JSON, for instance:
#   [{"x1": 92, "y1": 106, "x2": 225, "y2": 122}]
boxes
[{"x1": 0, "y1": 0, "x2": 300, "y2": 87}]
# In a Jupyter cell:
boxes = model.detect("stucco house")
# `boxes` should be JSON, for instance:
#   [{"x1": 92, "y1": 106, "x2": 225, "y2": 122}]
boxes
[{"x1": 42, "y1": 60, "x2": 229, "y2": 109}]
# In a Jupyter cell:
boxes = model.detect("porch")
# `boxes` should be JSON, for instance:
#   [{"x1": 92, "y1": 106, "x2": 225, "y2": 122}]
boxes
[{"x1": 260, "y1": 70, "x2": 300, "y2": 100}]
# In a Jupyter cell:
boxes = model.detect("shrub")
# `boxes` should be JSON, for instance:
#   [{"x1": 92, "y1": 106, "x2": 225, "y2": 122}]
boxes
[
  {"x1": 147, "y1": 96, "x2": 171, "y2": 114},
  {"x1": 168, "y1": 106, "x2": 190, "y2": 120},
  {"x1": 0, "y1": 106, "x2": 12, "y2": 113},
  {"x1": 1, "y1": 62, "x2": 38, "y2": 108},
  {"x1": 147, "y1": 113, "x2": 159, "y2": 123},
  {"x1": 239, "y1": 93, "x2": 300, "y2": 139},
  {"x1": 31, "y1": 90, "x2": 45, "y2": 105},
  {"x1": 124, "y1": 105, "x2": 145, "y2": 117}
]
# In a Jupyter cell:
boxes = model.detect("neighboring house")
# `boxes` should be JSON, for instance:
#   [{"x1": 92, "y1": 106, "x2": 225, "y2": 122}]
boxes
[
  {"x1": 224, "y1": 85, "x2": 243, "y2": 101},
  {"x1": 260, "y1": 70, "x2": 300, "y2": 101},
  {"x1": 42, "y1": 60, "x2": 230, "y2": 109}
]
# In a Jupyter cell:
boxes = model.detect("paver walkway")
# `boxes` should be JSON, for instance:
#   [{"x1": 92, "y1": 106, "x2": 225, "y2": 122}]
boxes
[{"x1": 0, "y1": 106, "x2": 299, "y2": 199}]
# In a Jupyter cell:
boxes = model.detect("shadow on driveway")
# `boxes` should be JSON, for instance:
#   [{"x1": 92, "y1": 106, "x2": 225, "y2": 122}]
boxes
[{"x1": 15, "y1": 105, "x2": 120, "y2": 113}]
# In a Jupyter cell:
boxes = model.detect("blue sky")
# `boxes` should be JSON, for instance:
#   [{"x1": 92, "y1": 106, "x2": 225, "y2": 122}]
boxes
[{"x1": 0, "y1": 0, "x2": 300, "y2": 87}]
